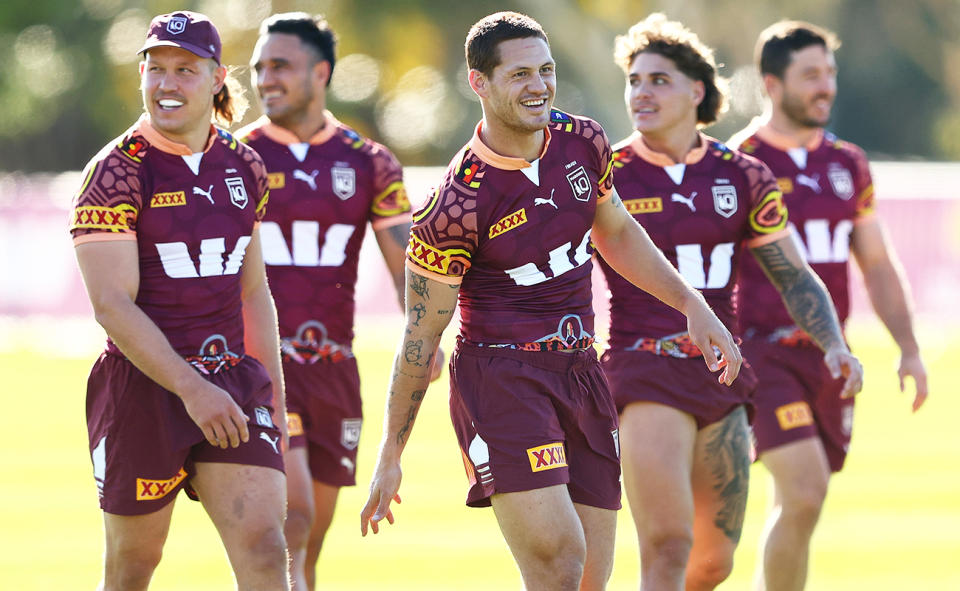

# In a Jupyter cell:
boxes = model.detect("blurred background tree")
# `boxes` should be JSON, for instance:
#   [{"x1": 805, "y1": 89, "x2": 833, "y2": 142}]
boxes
[{"x1": 1, "y1": 0, "x2": 957, "y2": 174}]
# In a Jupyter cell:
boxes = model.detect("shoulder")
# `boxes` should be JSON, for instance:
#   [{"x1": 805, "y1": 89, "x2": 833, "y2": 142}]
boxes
[
  {"x1": 81, "y1": 124, "x2": 148, "y2": 185},
  {"x1": 823, "y1": 132, "x2": 869, "y2": 165},
  {"x1": 548, "y1": 109, "x2": 608, "y2": 144},
  {"x1": 215, "y1": 127, "x2": 266, "y2": 171},
  {"x1": 708, "y1": 138, "x2": 771, "y2": 177},
  {"x1": 234, "y1": 119, "x2": 268, "y2": 144}
]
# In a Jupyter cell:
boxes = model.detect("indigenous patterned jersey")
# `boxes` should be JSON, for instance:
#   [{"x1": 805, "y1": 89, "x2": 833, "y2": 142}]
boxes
[
  {"x1": 407, "y1": 110, "x2": 614, "y2": 349},
  {"x1": 70, "y1": 115, "x2": 269, "y2": 359},
  {"x1": 731, "y1": 123, "x2": 875, "y2": 333},
  {"x1": 237, "y1": 113, "x2": 411, "y2": 361},
  {"x1": 598, "y1": 133, "x2": 789, "y2": 350}
]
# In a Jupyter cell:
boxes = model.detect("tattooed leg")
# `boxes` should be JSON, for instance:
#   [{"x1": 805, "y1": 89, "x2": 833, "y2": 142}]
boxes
[{"x1": 687, "y1": 405, "x2": 750, "y2": 590}]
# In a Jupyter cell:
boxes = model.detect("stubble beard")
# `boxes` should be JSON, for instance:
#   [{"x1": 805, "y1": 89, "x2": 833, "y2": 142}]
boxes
[{"x1": 782, "y1": 91, "x2": 832, "y2": 130}]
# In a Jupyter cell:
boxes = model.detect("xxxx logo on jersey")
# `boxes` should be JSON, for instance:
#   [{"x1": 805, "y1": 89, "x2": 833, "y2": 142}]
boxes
[
  {"x1": 150, "y1": 191, "x2": 186, "y2": 208},
  {"x1": 267, "y1": 172, "x2": 285, "y2": 190},
  {"x1": 136, "y1": 468, "x2": 187, "y2": 500},
  {"x1": 624, "y1": 197, "x2": 663, "y2": 214},
  {"x1": 489, "y1": 208, "x2": 527, "y2": 239},
  {"x1": 775, "y1": 401, "x2": 814, "y2": 430},
  {"x1": 408, "y1": 234, "x2": 461, "y2": 274},
  {"x1": 527, "y1": 442, "x2": 567, "y2": 472},
  {"x1": 72, "y1": 204, "x2": 137, "y2": 232}
]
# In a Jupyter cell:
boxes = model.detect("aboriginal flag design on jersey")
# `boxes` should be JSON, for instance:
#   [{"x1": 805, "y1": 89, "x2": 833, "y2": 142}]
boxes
[
  {"x1": 407, "y1": 110, "x2": 614, "y2": 347},
  {"x1": 237, "y1": 112, "x2": 411, "y2": 361},
  {"x1": 731, "y1": 124, "x2": 874, "y2": 334},
  {"x1": 70, "y1": 116, "x2": 269, "y2": 358},
  {"x1": 598, "y1": 133, "x2": 789, "y2": 350}
]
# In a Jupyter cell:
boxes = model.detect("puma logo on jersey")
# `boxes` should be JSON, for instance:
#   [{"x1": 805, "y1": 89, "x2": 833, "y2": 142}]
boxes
[
  {"x1": 293, "y1": 169, "x2": 320, "y2": 190},
  {"x1": 534, "y1": 188, "x2": 558, "y2": 209},
  {"x1": 796, "y1": 173, "x2": 822, "y2": 193},
  {"x1": 193, "y1": 184, "x2": 215, "y2": 204},
  {"x1": 671, "y1": 191, "x2": 697, "y2": 212},
  {"x1": 340, "y1": 456, "x2": 355, "y2": 474},
  {"x1": 259, "y1": 432, "x2": 280, "y2": 454}
]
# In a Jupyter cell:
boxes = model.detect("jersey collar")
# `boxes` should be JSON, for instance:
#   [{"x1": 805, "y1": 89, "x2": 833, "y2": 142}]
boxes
[
  {"x1": 629, "y1": 131, "x2": 709, "y2": 167},
  {"x1": 137, "y1": 114, "x2": 216, "y2": 156},
  {"x1": 755, "y1": 123, "x2": 823, "y2": 152},
  {"x1": 254, "y1": 110, "x2": 340, "y2": 146},
  {"x1": 468, "y1": 121, "x2": 552, "y2": 170}
]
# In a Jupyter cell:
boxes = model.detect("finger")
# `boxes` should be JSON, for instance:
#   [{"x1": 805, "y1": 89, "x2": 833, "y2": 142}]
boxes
[
  {"x1": 360, "y1": 495, "x2": 378, "y2": 536},
  {"x1": 201, "y1": 425, "x2": 219, "y2": 448},
  {"x1": 699, "y1": 340, "x2": 720, "y2": 372},
  {"x1": 912, "y1": 373, "x2": 929, "y2": 412},
  {"x1": 236, "y1": 410, "x2": 250, "y2": 444},
  {"x1": 824, "y1": 356, "x2": 842, "y2": 380},
  {"x1": 385, "y1": 508, "x2": 395, "y2": 525},
  {"x1": 224, "y1": 415, "x2": 242, "y2": 449},
  {"x1": 211, "y1": 423, "x2": 229, "y2": 449}
]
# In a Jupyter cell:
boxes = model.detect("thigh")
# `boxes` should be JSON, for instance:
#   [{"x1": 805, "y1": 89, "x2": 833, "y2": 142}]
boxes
[
  {"x1": 619, "y1": 402, "x2": 698, "y2": 534},
  {"x1": 573, "y1": 502, "x2": 617, "y2": 588},
  {"x1": 190, "y1": 462, "x2": 287, "y2": 548},
  {"x1": 811, "y1": 371, "x2": 855, "y2": 472},
  {"x1": 690, "y1": 406, "x2": 750, "y2": 550},
  {"x1": 759, "y1": 437, "x2": 830, "y2": 506},
  {"x1": 492, "y1": 484, "x2": 584, "y2": 561},
  {"x1": 103, "y1": 501, "x2": 177, "y2": 560}
]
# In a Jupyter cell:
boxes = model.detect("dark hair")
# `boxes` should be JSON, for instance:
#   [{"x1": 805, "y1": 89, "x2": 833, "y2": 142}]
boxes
[
  {"x1": 614, "y1": 13, "x2": 728, "y2": 125},
  {"x1": 213, "y1": 67, "x2": 248, "y2": 126},
  {"x1": 260, "y1": 12, "x2": 337, "y2": 85},
  {"x1": 465, "y1": 11, "x2": 548, "y2": 76},
  {"x1": 756, "y1": 20, "x2": 840, "y2": 79}
]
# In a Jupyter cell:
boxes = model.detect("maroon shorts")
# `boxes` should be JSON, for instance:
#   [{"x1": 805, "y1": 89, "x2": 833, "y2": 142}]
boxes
[
  {"x1": 743, "y1": 339, "x2": 853, "y2": 472},
  {"x1": 86, "y1": 352, "x2": 284, "y2": 516},
  {"x1": 601, "y1": 350, "x2": 757, "y2": 429},
  {"x1": 449, "y1": 342, "x2": 621, "y2": 510},
  {"x1": 283, "y1": 357, "x2": 362, "y2": 487}
]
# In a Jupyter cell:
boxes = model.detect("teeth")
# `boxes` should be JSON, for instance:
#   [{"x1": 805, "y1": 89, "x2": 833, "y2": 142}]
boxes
[
  {"x1": 158, "y1": 99, "x2": 183, "y2": 108},
  {"x1": 262, "y1": 91, "x2": 283, "y2": 99},
  {"x1": 522, "y1": 99, "x2": 546, "y2": 107}
]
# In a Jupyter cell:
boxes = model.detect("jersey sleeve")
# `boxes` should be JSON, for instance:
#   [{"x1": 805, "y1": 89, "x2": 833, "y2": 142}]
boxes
[
  {"x1": 738, "y1": 152, "x2": 790, "y2": 247},
  {"x1": 69, "y1": 144, "x2": 143, "y2": 245},
  {"x1": 236, "y1": 137, "x2": 270, "y2": 223},
  {"x1": 405, "y1": 152, "x2": 478, "y2": 285},
  {"x1": 368, "y1": 144, "x2": 412, "y2": 231},
  {"x1": 583, "y1": 118, "x2": 615, "y2": 203},
  {"x1": 846, "y1": 142, "x2": 875, "y2": 220}
]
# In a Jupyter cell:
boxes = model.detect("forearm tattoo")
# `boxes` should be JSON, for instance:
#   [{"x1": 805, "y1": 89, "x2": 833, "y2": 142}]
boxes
[
  {"x1": 396, "y1": 389, "x2": 426, "y2": 445},
  {"x1": 404, "y1": 339, "x2": 424, "y2": 363},
  {"x1": 704, "y1": 406, "x2": 750, "y2": 542},
  {"x1": 753, "y1": 241, "x2": 843, "y2": 349}
]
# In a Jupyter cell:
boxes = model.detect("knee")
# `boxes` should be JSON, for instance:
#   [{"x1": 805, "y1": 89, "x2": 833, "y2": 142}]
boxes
[
  {"x1": 782, "y1": 481, "x2": 828, "y2": 526},
  {"x1": 641, "y1": 527, "x2": 693, "y2": 571},
  {"x1": 103, "y1": 542, "x2": 163, "y2": 590},
  {"x1": 284, "y1": 505, "x2": 314, "y2": 550},
  {"x1": 528, "y1": 530, "x2": 586, "y2": 588},
  {"x1": 239, "y1": 521, "x2": 289, "y2": 573},
  {"x1": 687, "y1": 551, "x2": 734, "y2": 589}
]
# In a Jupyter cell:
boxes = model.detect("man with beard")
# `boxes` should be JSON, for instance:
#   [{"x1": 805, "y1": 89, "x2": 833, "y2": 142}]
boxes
[
  {"x1": 238, "y1": 13, "x2": 425, "y2": 590},
  {"x1": 729, "y1": 20, "x2": 929, "y2": 591}
]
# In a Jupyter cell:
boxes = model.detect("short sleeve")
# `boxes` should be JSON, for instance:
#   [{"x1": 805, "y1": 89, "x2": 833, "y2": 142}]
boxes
[
  {"x1": 368, "y1": 145, "x2": 412, "y2": 230},
  {"x1": 70, "y1": 147, "x2": 142, "y2": 245},
  {"x1": 405, "y1": 157, "x2": 478, "y2": 284},
  {"x1": 584, "y1": 119, "x2": 614, "y2": 203},
  {"x1": 240, "y1": 144, "x2": 270, "y2": 222},
  {"x1": 848, "y1": 143, "x2": 875, "y2": 218}
]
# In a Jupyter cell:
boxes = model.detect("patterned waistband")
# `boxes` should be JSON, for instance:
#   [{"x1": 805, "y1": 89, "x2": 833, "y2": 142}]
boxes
[
  {"x1": 765, "y1": 326, "x2": 817, "y2": 347},
  {"x1": 281, "y1": 338, "x2": 353, "y2": 364},
  {"x1": 625, "y1": 332, "x2": 706, "y2": 359},
  {"x1": 185, "y1": 352, "x2": 243, "y2": 375},
  {"x1": 474, "y1": 336, "x2": 595, "y2": 352}
]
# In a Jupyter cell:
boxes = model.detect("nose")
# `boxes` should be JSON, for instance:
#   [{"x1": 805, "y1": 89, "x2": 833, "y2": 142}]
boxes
[
  {"x1": 527, "y1": 71, "x2": 548, "y2": 94},
  {"x1": 257, "y1": 67, "x2": 272, "y2": 89},
  {"x1": 157, "y1": 70, "x2": 176, "y2": 91}
]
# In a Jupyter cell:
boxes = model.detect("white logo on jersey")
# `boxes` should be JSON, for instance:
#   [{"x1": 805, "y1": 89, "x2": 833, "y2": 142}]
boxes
[
  {"x1": 796, "y1": 173, "x2": 822, "y2": 193},
  {"x1": 340, "y1": 456, "x2": 356, "y2": 474},
  {"x1": 504, "y1": 229, "x2": 591, "y2": 286},
  {"x1": 341, "y1": 418, "x2": 362, "y2": 450},
  {"x1": 671, "y1": 191, "x2": 697, "y2": 212},
  {"x1": 612, "y1": 429, "x2": 620, "y2": 458},
  {"x1": 565, "y1": 165, "x2": 591, "y2": 201},
  {"x1": 259, "y1": 432, "x2": 280, "y2": 454},
  {"x1": 534, "y1": 188, "x2": 558, "y2": 209},
  {"x1": 712, "y1": 185, "x2": 738, "y2": 218},
  {"x1": 254, "y1": 407, "x2": 273, "y2": 428},
  {"x1": 827, "y1": 164, "x2": 854, "y2": 200},
  {"x1": 259, "y1": 221, "x2": 356, "y2": 267},
  {"x1": 468, "y1": 431, "x2": 494, "y2": 484},
  {"x1": 331, "y1": 166, "x2": 356, "y2": 200},
  {"x1": 166, "y1": 16, "x2": 187, "y2": 34},
  {"x1": 193, "y1": 184, "x2": 214, "y2": 204},
  {"x1": 293, "y1": 169, "x2": 320, "y2": 190},
  {"x1": 224, "y1": 177, "x2": 248, "y2": 209},
  {"x1": 155, "y1": 235, "x2": 252, "y2": 278}
]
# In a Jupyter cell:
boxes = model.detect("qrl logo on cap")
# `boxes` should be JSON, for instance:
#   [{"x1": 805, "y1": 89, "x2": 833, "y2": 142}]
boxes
[{"x1": 166, "y1": 15, "x2": 187, "y2": 35}]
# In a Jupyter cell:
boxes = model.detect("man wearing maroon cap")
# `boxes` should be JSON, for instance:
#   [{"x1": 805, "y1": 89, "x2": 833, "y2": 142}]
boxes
[{"x1": 71, "y1": 11, "x2": 290, "y2": 590}]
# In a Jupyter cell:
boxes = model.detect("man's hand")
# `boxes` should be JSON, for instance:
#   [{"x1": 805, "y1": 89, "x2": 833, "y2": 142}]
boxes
[
  {"x1": 686, "y1": 300, "x2": 742, "y2": 385},
  {"x1": 360, "y1": 453, "x2": 403, "y2": 535},
  {"x1": 824, "y1": 344, "x2": 864, "y2": 399},
  {"x1": 898, "y1": 352, "x2": 928, "y2": 412},
  {"x1": 180, "y1": 381, "x2": 250, "y2": 449}
]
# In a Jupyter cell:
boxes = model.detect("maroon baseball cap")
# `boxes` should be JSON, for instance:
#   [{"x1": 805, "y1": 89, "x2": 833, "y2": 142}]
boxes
[{"x1": 138, "y1": 11, "x2": 222, "y2": 64}]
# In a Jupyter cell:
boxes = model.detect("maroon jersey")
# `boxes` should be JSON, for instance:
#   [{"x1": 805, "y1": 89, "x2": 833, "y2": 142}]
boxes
[
  {"x1": 598, "y1": 133, "x2": 789, "y2": 350},
  {"x1": 236, "y1": 113, "x2": 411, "y2": 360},
  {"x1": 407, "y1": 110, "x2": 614, "y2": 349},
  {"x1": 71, "y1": 116, "x2": 269, "y2": 359},
  {"x1": 731, "y1": 123, "x2": 875, "y2": 334}
]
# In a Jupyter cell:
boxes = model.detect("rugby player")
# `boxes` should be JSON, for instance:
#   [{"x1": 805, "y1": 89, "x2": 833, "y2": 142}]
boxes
[
  {"x1": 237, "y1": 12, "x2": 425, "y2": 591},
  {"x1": 71, "y1": 11, "x2": 289, "y2": 590},
  {"x1": 729, "y1": 20, "x2": 929, "y2": 591},
  {"x1": 360, "y1": 12, "x2": 742, "y2": 591},
  {"x1": 600, "y1": 14, "x2": 862, "y2": 591}
]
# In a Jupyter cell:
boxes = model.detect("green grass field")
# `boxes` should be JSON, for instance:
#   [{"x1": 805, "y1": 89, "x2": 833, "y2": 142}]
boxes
[{"x1": 2, "y1": 318, "x2": 958, "y2": 590}]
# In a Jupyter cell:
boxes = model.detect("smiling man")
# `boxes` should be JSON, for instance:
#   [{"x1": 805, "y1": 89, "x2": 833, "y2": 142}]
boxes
[
  {"x1": 71, "y1": 11, "x2": 289, "y2": 590},
  {"x1": 236, "y1": 12, "x2": 421, "y2": 591},
  {"x1": 729, "y1": 20, "x2": 929, "y2": 591},
  {"x1": 360, "y1": 12, "x2": 744, "y2": 591}
]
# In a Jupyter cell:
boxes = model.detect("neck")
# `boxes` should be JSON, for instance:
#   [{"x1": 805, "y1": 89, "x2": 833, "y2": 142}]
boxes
[
  {"x1": 638, "y1": 125, "x2": 700, "y2": 165},
  {"x1": 764, "y1": 106, "x2": 821, "y2": 148},
  {"x1": 153, "y1": 119, "x2": 212, "y2": 153},
  {"x1": 278, "y1": 101, "x2": 329, "y2": 143},
  {"x1": 479, "y1": 115, "x2": 544, "y2": 162}
]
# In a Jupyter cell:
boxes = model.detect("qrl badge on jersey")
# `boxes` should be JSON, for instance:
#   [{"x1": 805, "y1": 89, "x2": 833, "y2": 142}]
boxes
[
  {"x1": 341, "y1": 418, "x2": 362, "y2": 450},
  {"x1": 566, "y1": 165, "x2": 592, "y2": 202},
  {"x1": 331, "y1": 166, "x2": 356, "y2": 200},
  {"x1": 827, "y1": 164, "x2": 854, "y2": 200},
  {"x1": 224, "y1": 177, "x2": 248, "y2": 209},
  {"x1": 712, "y1": 184, "x2": 738, "y2": 218}
]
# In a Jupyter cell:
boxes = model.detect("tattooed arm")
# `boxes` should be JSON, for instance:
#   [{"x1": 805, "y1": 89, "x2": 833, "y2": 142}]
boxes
[
  {"x1": 592, "y1": 188, "x2": 742, "y2": 384},
  {"x1": 360, "y1": 268, "x2": 459, "y2": 535},
  {"x1": 749, "y1": 232, "x2": 863, "y2": 397}
]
